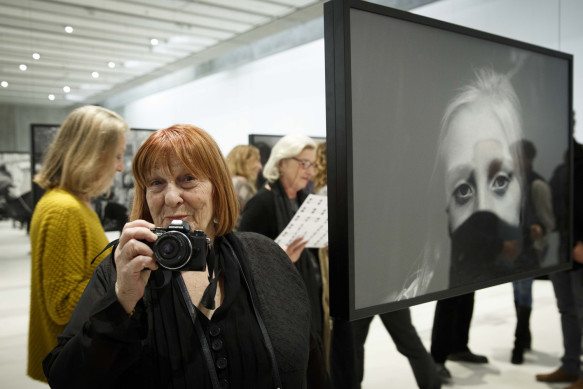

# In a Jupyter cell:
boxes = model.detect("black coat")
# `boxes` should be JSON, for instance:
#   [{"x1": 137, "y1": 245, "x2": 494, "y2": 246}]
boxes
[{"x1": 43, "y1": 232, "x2": 310, "y2": 389}]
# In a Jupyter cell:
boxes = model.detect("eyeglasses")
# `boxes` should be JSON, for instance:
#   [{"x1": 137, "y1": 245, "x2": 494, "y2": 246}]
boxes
[{"x1": 292, "y1": 157, "x2": 316, "y2": 169}]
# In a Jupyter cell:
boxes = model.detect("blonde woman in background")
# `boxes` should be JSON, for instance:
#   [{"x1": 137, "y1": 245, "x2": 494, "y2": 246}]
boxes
[
  {"x1": 27, "y1": 105, "x2": 129, "y2": 382},
  {"x1": 226, "y1": 145, "x2": 262, "y2": 229}
]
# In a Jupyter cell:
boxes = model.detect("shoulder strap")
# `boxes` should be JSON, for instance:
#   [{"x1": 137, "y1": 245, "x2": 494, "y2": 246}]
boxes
[{"x1": 223, "y1": 236, "x2": 282, "y2": 389}]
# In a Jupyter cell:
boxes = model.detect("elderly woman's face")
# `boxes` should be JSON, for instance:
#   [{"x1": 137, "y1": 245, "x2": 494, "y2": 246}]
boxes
[
  {"x1": 279, "y1": 147, "x2": 316, "y2": 194},
  {"x1": 442, "y1": 102, "x2": 521, "y2": 232},
  {"x1": 146, "y1": 158, "x2": 215, "y2": 238}
]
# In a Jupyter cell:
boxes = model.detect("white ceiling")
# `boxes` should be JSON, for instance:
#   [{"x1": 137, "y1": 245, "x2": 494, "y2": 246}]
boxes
[
  {"x1": 0, "y1": 0, "x2": 326, "y2": 107},
  {"x1": 0, "y1": 0, "x2": 437, "y2": 109}
]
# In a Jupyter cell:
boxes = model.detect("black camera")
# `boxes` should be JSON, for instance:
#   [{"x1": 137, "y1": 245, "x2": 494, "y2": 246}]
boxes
[{"x1": 143, "y1": 220, "x2": 210, "y2": 271}]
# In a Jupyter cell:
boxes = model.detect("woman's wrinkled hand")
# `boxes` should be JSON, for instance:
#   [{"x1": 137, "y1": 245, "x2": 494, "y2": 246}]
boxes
[
  {"x1": 114, "y1": 220, "x2": 159, "y2": 314},
  {"x1": 282, "y1": 237, "x2": 308, "y2": 263}
]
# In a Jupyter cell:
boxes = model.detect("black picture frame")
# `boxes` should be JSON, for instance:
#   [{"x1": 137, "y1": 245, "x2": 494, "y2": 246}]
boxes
[
  {"x1": 324, "y1": 0, "x2": 573, "y2": 320},
  {"x1": 30, "y1": 124, "x2": 155, "y2": 231}
]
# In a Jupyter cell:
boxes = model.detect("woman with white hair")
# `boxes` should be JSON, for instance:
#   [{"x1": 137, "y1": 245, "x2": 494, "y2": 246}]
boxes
[{"x1": 239, "y1": 134, "x2": 329, "y2": 387}]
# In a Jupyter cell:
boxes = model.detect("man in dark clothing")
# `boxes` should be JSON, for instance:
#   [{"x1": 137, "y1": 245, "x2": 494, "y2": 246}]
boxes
[
  {"x1": 330, "y1": 309, "x2": 441, "y2": 389},
  {"x1": 430, "y1": 292, "x2": 488, "y2": 380},
  {"x1": 536, "y1": 140, "x2": 583, "y2": 388},
  {"x1": 511, "y1": 139, "x2": 555, "y2": 364}
]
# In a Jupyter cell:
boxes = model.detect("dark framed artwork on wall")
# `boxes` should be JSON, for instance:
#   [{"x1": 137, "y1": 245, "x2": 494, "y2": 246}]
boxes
[
  {"x1": 30, "y1": 124, "x2": 60, "y2": 210},
  {"x1": 324, "y1": 0, "x2": 573, "y2": 320},
  {"x1": 30, "y1": 124, "x2": 155, "y2": 231},
  {"x1": 0, "y1": 152, "x2": 32, "y2": 227}
]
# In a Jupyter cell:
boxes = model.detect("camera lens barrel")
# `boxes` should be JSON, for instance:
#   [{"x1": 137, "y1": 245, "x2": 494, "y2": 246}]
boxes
[{"x1": 152, "y1": 231, "x2": 193, "y2": 270}]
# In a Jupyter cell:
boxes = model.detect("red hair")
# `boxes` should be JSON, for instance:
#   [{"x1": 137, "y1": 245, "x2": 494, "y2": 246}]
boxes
[{"x1": 130, "y1": 124, "x2": 238, "y2": 236}]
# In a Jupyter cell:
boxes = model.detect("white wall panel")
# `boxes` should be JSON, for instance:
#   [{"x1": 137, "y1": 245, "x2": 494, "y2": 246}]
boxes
[{"x1": 122, "y1": 39, "x2": 326, "y2": 156}]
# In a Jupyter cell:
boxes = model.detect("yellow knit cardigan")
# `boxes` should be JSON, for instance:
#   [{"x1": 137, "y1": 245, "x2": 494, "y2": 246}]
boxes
[{"x1": 27, "y1": 188, "x2": 111, "y2": 382}]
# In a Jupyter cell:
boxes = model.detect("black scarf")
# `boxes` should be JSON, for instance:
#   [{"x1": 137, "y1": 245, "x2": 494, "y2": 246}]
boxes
[{"x1": 270, "y1": 179, "x2": 307, "y2": 233}]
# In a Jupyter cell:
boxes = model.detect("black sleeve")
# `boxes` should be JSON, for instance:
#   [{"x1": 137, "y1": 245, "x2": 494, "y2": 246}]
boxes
[
  {"x1": 238, "y1": 190, "x2": 277, "y2": 240},
  {"x1": 43, "y1": 256, "x2": 148, "y2": 389}
]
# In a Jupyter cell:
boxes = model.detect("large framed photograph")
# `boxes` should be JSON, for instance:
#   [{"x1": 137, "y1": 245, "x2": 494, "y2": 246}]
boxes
[
  {"x1": 30, "y1": 124, "x2": 155, "y2": 231},
  {"x1": 324, "y1": 0, "x2": 573, "y2": 320}
]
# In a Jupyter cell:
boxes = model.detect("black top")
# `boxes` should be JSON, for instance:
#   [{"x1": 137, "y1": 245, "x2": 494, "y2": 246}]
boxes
[{"x1": 43, "y1": 232, "x2": 310, "y2": 389}]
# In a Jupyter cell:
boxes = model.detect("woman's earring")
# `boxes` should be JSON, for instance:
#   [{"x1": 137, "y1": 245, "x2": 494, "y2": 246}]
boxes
[{"x1": 213, "y1": 218, "x2": 218, "y2": 224}]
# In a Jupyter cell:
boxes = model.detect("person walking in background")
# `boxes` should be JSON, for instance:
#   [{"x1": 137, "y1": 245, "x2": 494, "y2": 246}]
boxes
[
  {"x1": 510, "y1": 139, "x2": 555, "y2": 364},
  {"x1": 27, "y1": 105, "x2": 129, "y2": 382},
  {"x1": 225, "y1": 144, "x2": 262, "y2": 230},
  {"x1": 536, "y1": 136, "x2": 583, "y2": 389},
  {"x1": 317, "y1": 139, "x2": 440, "y2": 389}
]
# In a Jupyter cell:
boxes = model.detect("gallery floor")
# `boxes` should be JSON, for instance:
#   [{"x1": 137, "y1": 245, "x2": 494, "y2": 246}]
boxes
[{"x1": 0, "y1": 219, "x2": 575, "y2": 389}]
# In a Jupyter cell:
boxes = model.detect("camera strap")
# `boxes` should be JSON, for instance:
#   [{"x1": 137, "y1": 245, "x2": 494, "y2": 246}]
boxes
[
  {"x1": 91, "y1": 239, "x2": 119, "y2": 264},
  {"x1": 176, "y1": 274, "x2": 221, "y2": 389},
  {"x1": 200, "y1": 244, "x2": 222, "y2": 310}
]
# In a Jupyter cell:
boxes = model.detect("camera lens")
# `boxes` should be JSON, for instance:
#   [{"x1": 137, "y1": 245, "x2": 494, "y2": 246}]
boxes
[
  {"x1": 152, "y1": 231, "x2": 192, "y2": 270},
  {"x1": 159, "y1": 241, "x2": 177, "y2": 257}
]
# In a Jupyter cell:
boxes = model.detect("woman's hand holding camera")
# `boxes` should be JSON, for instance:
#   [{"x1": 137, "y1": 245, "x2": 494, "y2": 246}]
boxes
[{"x1": 114, "y1": 220, "x2": 159, "y2": 315}]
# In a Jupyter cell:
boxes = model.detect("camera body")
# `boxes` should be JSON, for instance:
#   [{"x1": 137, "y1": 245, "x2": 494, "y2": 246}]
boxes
[{"x1": 144, "y1": 220, "x2": 210, "y2": 271}]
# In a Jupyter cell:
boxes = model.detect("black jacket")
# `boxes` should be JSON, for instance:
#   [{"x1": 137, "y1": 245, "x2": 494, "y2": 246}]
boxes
[{"x1": 43, "y1": 232, "x2": 310, "y2": 389}]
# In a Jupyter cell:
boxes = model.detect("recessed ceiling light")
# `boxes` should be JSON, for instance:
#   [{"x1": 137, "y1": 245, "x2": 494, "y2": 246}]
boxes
[
  {"x1": 108, "y1": 61, "x2": 116, "y2": 68},
  {"x1": 123, "y1": 60, "x2": 141, "y2": 68},
  {"x1": 65, "y1": 26, "x2": 74, "y2": 33},
  {"x1": 1, "y1": 81, "x2": 8, "y2": 88},
  {"x1": 91, "y1": 71, "x2": 99, "y2": 78},
  {"x1": 63, "y1": 86, "x2": 71, "y2": 93},
  {"x1": 168, "y1": 35, "x2": 189, "y2": 44},
  {"x1": 48, "y1": 94, "x2": 55, "y2": 100},
  {"x1": 19, "y1": 64, "x2": 27, "y2": 71},
  {"x1": 150, "y1": 38, "x2": 159, "y2": 45},
  {"x1": 32, "y1": 53, "x2": 40, "y2": 60}
]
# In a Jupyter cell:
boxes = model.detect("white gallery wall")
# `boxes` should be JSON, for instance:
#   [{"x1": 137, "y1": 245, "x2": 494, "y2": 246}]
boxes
[
  {"x1": 120, "y1": 0, "x2": 583, "y2": 156},
  {"x1": 121, "y1": 39, "x2": 327, "y2": 156}
]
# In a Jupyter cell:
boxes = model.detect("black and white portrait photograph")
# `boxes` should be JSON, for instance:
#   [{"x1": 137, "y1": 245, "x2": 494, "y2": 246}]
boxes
[
  {"x1": 0, "y1": 152, "x2": 32, "y2": 229},
  {"x1": 326, "y1": 2, "x2": 572, "y2": 318}
]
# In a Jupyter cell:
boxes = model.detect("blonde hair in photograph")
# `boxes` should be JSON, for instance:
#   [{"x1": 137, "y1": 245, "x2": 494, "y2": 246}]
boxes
[{"x1": 34, "y1": 105, "x2": 129, "y2": 198}]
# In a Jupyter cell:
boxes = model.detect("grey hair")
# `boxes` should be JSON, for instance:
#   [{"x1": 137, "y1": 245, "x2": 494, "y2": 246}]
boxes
[{"x1": 263, "y1": 134, "x2": 317, "y2": 182}]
